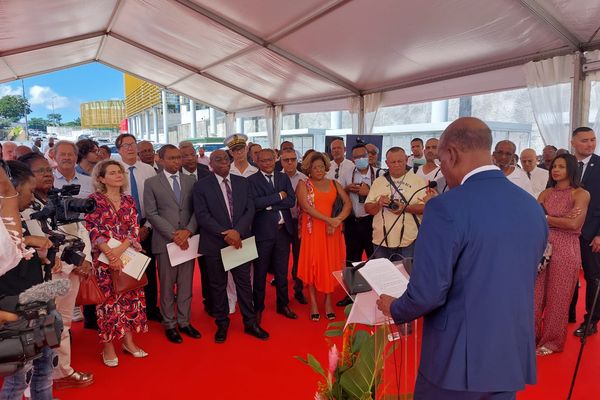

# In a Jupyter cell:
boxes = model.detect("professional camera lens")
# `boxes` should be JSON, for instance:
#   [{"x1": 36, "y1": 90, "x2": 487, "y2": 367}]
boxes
[{"x1": 64, "y1": 198, "x2": 96, "y2": 214}]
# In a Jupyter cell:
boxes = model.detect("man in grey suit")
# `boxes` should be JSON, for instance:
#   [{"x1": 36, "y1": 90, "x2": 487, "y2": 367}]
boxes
[{"x1": 144, "y1": 144, "x2": 201, "y2": 344}]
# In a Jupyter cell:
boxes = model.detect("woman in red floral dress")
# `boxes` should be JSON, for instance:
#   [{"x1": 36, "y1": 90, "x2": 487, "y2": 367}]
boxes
[{"x1": 85, "y1": 160, "x2": 148, "y2": 367}]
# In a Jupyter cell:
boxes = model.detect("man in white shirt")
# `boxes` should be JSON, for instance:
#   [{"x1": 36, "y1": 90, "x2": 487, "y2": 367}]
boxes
[
  {"x1": 416, "y1": 138, "x2": 447, "y2": 193},
  {"x1": 520, "y1": 148, "x2": 549, "y2": 199},
  {"x1": 326, "y1": 138, "x2": 354, "y2": 183},
  {"x1": 197, "y1": 145, "x2": 210, "y2": 167},
  {"x1": 493, "y1": 140, "x2": 535, "y2": 197},
  {"x1": 407, "y1": 138, "x2": 426, "y2": 171},
  {"x1": 117, "y1": 133, "x2": 161, "y2": 322},
  {"x1": 53, "y1": 141, "x2": 93, "y2": 199}
]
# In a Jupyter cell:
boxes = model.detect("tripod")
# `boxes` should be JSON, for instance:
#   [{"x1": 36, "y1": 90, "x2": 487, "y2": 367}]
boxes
[{"x1": 567, "y1": 278, "x2": 600, "y2": 399}]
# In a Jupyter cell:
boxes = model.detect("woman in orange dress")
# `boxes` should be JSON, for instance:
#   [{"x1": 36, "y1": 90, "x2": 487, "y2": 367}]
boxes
[{"x1": 297, "y1": 152, "x2": 351, "y2": 321}]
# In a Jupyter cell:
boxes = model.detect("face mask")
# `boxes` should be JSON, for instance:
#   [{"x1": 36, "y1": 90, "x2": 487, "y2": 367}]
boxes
[{"x1": 355, "y1": 157, "x2": 369, "y2": 169}]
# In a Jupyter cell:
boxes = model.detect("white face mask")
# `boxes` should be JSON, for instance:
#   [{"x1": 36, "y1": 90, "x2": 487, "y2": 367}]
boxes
[{"x1": 354, "y1": 157, "x2": 369, "y2": 169}]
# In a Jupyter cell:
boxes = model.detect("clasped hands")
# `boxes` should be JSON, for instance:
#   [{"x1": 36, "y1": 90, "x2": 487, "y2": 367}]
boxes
[
  {"x1": 346, "y1": 183, "x2": 369, "y2": 197},
  {"x1": 172, "y1": 229, "x2": 191, "y2": 250},
  {"x1": 222, "y1": 229, "x2": 242, "y2": 249},
  {"x1": 326, "y1": 217, "x2": 342, "y2": 236}
]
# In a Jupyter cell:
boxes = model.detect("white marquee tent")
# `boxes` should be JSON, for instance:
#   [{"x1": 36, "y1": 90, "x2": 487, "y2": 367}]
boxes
[{"x1": 1, "y1": 0, "x2": 600, "y2": 144}]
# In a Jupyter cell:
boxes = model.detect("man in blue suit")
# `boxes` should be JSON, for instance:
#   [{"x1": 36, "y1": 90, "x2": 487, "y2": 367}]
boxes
[
  {"x1": 248, "y1": 149, "x2": 298, "y2": 324},
  {"x1": 193, "y1": 149, "x2": 269, "y2": 343},
  {"x1": 377, "y1": 117, "x2": 548, "y2": 399}
]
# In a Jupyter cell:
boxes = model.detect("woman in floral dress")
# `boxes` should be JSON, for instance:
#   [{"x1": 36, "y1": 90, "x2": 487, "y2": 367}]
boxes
[{"x1": 85, "y1": 160, "x2": 148, "y2": 367}]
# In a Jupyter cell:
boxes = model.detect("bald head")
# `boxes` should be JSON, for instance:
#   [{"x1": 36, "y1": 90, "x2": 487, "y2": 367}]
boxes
[
  {"x1": 520, "y1": 148, "x2": 537, "y2": 173},
  {"x1": 438, "y1": 117, "x2": 494, "y2": 189}
]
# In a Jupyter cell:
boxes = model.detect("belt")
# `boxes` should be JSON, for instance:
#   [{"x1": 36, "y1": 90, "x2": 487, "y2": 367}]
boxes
[{"x1": 352, "y1": 215, "x2": 372, "y2": 222}]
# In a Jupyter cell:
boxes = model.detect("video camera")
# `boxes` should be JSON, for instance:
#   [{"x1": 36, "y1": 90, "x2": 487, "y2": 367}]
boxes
[
  {"x1": 29, "y1": 184, "x2": 96, "y2": 229},
  {"x1": 29, "y1": 184, "x2": 95, "y2": 268},
  {"x1": 0, "y1": 280, "x2": 69, "y2": 376}
]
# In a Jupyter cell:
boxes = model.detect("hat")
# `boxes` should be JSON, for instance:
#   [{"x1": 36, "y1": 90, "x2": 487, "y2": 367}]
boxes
[{"x1": 224, "y1": 133, "x2": 248, "y2": 150}]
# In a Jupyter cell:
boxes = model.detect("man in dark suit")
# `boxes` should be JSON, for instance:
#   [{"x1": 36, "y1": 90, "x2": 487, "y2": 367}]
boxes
[
  {"x1": 179, "y1": 141, "x2": 212, "y2": 315},
  {"x1": 144, "y1": 145, "x2": 200, "y2": 344},
  {"x1": 193, "y1": 149, "x2": 269, "y2": 343},
  {"x1": 248, "y1": 149, "x2": 298, "y2": 323},
  {"x1": 572, "y1": 127, "x2": 600, "y2": 336},
  {"x1": 377, "y1": 117, "x2": 547, "y2": 399}
]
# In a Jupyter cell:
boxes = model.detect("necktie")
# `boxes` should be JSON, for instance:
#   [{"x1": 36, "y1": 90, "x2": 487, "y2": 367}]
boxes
[
  {"x1": 129, "y1": 166, "x2": 142, "y2": 221},
  {"x1": 526, "y1": 171, "x2": 531, "y2": 179},
  {"x1": 266, "y1": 174, "x2": 274, "y2": 188},
  {"x1": 171, "y1": 175, "x2": 181, "y2": 203},
  {"x1": 223, "y1": 178, "x2": 234, "y2": 222},
  {"x1": 576, "y1": 161, "x2": 584, "y2": 183}
]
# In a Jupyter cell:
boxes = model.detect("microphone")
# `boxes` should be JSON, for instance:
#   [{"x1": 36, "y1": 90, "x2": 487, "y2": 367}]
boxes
[
  {"x1": 354, "y1": 180, "x2": 438, "y2": 269},
  {"x1": 18, "y1": 279, "x2": 71, "y2": 305}
]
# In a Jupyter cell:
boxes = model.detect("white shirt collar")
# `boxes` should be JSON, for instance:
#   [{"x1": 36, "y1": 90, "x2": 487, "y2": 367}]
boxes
[
  {"x1": 163, "y1": 169, "x2": 180, "y2": 180},
  {"x1": 215, "y1": 173, "x2": 231, "y2": 184},
  {"x1": 580, "y1": 154, "x2": 593, "y2": 165},
  {"x1": 461, "y1": 165, "x2": 500, "y2": 185}
]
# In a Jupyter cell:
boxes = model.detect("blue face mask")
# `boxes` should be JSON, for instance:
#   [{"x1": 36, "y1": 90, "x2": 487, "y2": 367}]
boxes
[{"x1": 355, "y1": 157, "x2": 369, "y2": 170}]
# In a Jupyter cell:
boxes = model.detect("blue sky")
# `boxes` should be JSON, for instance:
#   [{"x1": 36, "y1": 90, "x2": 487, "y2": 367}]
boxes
[{"x1": 0, "y1": 62, "x2": 124, "y2": 122}]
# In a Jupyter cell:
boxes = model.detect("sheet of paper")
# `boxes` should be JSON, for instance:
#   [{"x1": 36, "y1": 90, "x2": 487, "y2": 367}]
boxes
[
  {"x1": 220, "y1": 236, "x2": 258, "y2": 271},
  {"x1": 358, "y1": 258, "x2": 409, "y2": 297},
  {"x1": 98, "y1": 238, "x2": 150, "y2": 280},
  {"x1": 167, "y1": 234, "x2": 200, "y2": 267},
  {"x1": 345, "y1": 291, "x2": 388, "y2": 328}
]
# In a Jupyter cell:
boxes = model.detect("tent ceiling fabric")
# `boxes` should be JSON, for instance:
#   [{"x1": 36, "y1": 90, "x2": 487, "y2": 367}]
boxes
[{"x1": 0, "y1": 0, "x2": 598, "y2": 113}]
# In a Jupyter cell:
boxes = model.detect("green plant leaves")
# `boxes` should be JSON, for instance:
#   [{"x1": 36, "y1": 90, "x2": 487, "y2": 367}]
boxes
[{"x1": 294, "y1": 354, "x2": 326, "y2": 378}]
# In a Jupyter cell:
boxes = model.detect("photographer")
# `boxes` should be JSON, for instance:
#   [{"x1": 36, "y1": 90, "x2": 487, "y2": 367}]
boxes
[
  {"x1": 0, "y1": 166, "x2": 30, "y2": 275},
  {"x1": 364, "y1": 147, "x2": 426, "y2": 259},
  {"x1": 0, "y1": 161, "x2": 55, "y2": 400},
  {"x1": 19, "y1": 153, "x2": 94, "y2": 389}
]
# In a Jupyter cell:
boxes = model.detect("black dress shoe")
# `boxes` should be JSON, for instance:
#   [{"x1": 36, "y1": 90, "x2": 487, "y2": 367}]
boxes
[
  {"x1": 574, "y1": 322, "x2": 598, "y2": 337},
  {"x1": 214, "y1": 325, "x2": 228, "y2": 343},
  {"x1": 244, "y1": 324, "x2": 269, "y2": 340},
  {"x1": 276, "y1": 306, "x2": 298, "y2": 319},
  {"x1": 165, "y1": 328, "x2": 183, "y2": 344},
  {"x1": 294, "y1": 292, "x2": 308, "y2": 304},
  {"x1": 179, "y1": 325, "x2": 202, "y2": 339},
  {"x1": 336, "y1": 296, "x2": 353, "y2": 307}
]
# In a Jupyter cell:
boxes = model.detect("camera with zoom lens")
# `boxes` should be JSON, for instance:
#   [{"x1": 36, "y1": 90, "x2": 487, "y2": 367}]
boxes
[
  {"x1": 0, "y1": 300, "x2": 63, "y2": 376},
  {"x1": 47, "y1": 232, "x2": 86, "y2": 268},
  {"x1": 29, "y1": 184, "x2": 96, "y2": 229}
]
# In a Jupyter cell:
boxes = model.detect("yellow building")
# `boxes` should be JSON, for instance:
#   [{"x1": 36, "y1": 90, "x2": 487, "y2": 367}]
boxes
[
  {"x1": 124, "y1": 74, "x2": 161, "y2": 117},
  {"x1": 80, "y1": 100, "x2": 126, "y2": 129}
]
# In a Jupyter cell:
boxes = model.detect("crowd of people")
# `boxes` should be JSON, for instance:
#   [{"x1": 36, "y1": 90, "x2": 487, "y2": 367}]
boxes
[{"x1": 0, "y1": 119, "x2": 598, "y2": 398}]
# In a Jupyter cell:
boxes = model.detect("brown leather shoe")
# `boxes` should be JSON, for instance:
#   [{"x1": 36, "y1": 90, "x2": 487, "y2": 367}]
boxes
[{"x1": 53, "y1": 371, "x2": 94, "y2": 389}]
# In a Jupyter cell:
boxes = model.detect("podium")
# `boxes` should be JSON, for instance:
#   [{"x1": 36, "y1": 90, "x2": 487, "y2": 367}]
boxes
[{"x1": 333, "y1": 260, "x2": 420, "y2": 399}]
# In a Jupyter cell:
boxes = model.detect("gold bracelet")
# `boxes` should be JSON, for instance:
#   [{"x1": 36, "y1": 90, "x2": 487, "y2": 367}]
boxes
[{"x1": 0, "y1": 193, "x2": 18, "y2": 199}]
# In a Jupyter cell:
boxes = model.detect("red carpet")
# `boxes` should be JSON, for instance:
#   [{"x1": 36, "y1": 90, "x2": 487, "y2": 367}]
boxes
[{"x1": 53, "y1": 273, "x2": 599, "y2": 399}]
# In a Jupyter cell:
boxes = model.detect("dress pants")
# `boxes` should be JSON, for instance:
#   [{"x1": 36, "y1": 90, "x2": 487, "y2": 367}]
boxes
[
  {"x1": 204, "y1": 255, "x2": 256, "y2": 328},
  {"x1": 52, "y1": 271, "x2": 79, "y2": 379},
  {"x1": 580, "y1": 236, "x2": 600, "y2": 323},
  {"x1": 197, "y1": 255, "x2": 214, "y2": 313},
  {"x1": 141, "y1": 230, "x2": 159, "y2": 318},
  {"x1": 290, "y1": 218, "x2": 303, "y2": 295},
  {"x1": 344, "y1": 215, "x2": 374, "y2": 262},
  {"x1": 156, "y1": 254, "x2": 194, "y2": 329},
  {"x1": 253, "y1": 226, "x2": 291, "y2": 312},
  {"x1": 414, "y1": 373, "x2": 516, "y2": 400}
]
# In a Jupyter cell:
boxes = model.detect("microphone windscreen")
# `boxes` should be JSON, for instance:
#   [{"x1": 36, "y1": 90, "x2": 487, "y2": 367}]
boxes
[
  {"x1": 18, "y1": 279, "x2": 71, "y2": 305},
  {"x1": 428, "y1": 181, "x2": 438, "y2": 189}
]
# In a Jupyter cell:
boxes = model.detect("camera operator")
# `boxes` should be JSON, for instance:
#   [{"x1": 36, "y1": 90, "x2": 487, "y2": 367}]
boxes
[
  {"x1": 0, "y1": 166, "x2": 31, "y2": 276},
  {"x1": 0, "y1": 161, "x2": 55, "y2": 400},
  {"x1": 19, "y1": 153, "x2": 94, "y2": 389},
  {"x1": 364, "y1": 147, "x2": 426, "y2": 259}
]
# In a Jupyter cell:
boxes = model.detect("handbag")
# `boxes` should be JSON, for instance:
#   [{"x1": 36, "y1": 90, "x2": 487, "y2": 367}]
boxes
[
  {"x1": 75, "y1": 274, "x2": 106, "y2": 306},
  {"x1": 331, "y1": 182, "x2": 344, "y2": 218},
  {"x1": 111, "y1": 270, "x2": 148, "y2": 295},
  {"x1": 537, "y1": 242, "x2": 552, "y2": 274}
]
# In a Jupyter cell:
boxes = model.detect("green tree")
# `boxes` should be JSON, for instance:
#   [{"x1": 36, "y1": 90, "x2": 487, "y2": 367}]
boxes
[
  {"x1": 47, "y1": 113, "x2": 62, "y2": 126},
  {"x1": 0, "y1": 95, "x2": 31, "y2": 122},
  {"x1": 29, "y1": 117, "x2": 48, "y2": 131},
  {"x1": 63, "y1": 117, "x2": 81, "y2": 127}
]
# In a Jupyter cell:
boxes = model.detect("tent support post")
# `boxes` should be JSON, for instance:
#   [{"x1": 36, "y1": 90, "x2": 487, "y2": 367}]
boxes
[{"x1": 571, "y1": 51, "x2": 584, "y2": 133}]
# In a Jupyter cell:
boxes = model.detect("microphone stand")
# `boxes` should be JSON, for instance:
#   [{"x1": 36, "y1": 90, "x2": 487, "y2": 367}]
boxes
[{"x1": 567, "y1": 278, "x2": 600, "y2": 399}]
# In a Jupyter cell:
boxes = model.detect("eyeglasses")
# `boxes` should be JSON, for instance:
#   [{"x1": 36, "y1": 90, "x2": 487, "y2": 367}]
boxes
[
  {"x1": 311, "y1": 165, "x2": 326, "y2": 171},
  {"x1": 31, "y1": 167, "x2": 53, "y2": 174},
  {"x1": 334, "y1": 167, "x2": 340, "y2": 179},
  {"x1": 212, "y1": 156, "x2": 230, "y2": 163},
  {"x1": 281, "y1": 158, "x2": 297, "y2": 163},
  {"x1": 367, "y1": 150, "x2": 378, "y2": 155},
  {"x1": 119, "y1": 143, "x2": 136, "y2": 149}
]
